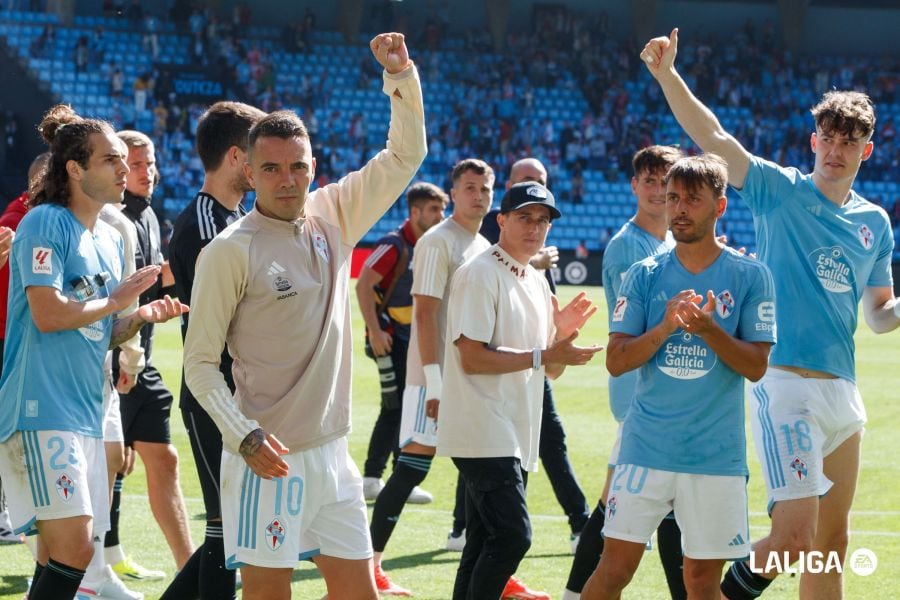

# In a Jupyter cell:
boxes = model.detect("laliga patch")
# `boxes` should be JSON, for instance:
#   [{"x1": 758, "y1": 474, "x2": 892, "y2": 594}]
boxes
[
  {"x1": 715, "y1": 290, "x2": 735, "y2": 318},
  {"x1": 857, "y1": 224, "x2": 874, "y2": 250},
  {"x1": 55, "y1": 473, "x2": 75, "y2": 501},
  {"x1": 32, "y1": 247, "x2": 53, "y2": 275},
  {"x1": 313, "y1": 234, "x2": 329, "y2": 263},
  {"x1": 265, "y1": 517, "x2": 286, "y2": 550},
  {"x1": 612, "y1": 296, "x2": 628, "y2": 322}
]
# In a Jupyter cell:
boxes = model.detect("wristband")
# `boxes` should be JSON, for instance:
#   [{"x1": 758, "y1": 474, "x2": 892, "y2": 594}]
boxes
[
  {"x1": 532, "y1": 348, "x2": 542, "y2": 371},
  {"x1": 423, "y1": 363, "x2": 442, "y2": 401}
]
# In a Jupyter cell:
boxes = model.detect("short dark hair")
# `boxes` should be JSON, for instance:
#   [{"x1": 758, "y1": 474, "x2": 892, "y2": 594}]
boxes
[
  {"x1": 665, "y1": 154, "x2": 728, "y2": 198},
  {"x1": 195, "y1": 101, "x2": 266, "y2": 172},
  {"x1": 632, "y1": 145, "x2": 683, "y2": 178},
  {"x1": 33, "y1": 104, "x2": 116, "y2": 208},
  {"x1": 811, "y1": 91, "x2": 876, "y2": 140},
  {"x1": 248, "y1": 110, "x2": 309, "y2": 153},
  {"x1": 451, "y1": 158, "x2": 494, "y2": 186},
  {"x1": 406, "y1": 182, "x2": 448, "y2": 214}
]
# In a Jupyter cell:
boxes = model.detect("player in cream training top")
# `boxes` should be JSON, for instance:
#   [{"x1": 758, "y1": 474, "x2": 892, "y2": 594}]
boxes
[{"x1": 183, "y1": 33, "x2": 426, "y2": 598}]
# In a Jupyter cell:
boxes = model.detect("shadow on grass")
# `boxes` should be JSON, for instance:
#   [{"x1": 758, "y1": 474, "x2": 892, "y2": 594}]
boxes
[
  {"x1": 287, "y1": 549, "x2": 459, "y2": 584},
  {"x1": 0, "y1": 575, "x2": 28, "y2": 596}
]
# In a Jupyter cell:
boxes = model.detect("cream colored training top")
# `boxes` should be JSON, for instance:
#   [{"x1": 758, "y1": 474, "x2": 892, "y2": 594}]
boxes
[{"x1": 184, "y1": 66, "x2": 427, "y2": 454}]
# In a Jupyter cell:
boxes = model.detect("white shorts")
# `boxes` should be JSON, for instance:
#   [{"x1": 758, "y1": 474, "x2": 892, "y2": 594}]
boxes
[
  {"x1": 607, "y1": 422, "x2": 624, "y2": 467},
  {"x1": 102, "y1": 375, "x2": 124, "y2": 443},
  {"x1": 749, "y1": 369, "x2": 866, "y2": 509},
  {"x1": 221, "y1": 436, "x2": 371, "y2": 569},
  {"x1": 602, "y1": 464, "x2": 750, "y2": 559},
  {"x1": 0, "y1": 430, "x2": 110, "y2": 537},
  {"x1": 399, "y1": 385, "x2": 438, "y2": 448}
]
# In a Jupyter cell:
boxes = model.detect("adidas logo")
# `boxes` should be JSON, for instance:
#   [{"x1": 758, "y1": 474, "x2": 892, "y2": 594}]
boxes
[
  {"x1": 267, "y1": 261, "x2": 286, "y2": 276},
  {"x1": 654, "y1": 291, "x2": 668, "y2": 302},
  {"x1": 806, "y1": 204, "x2": 822, "y2": 216},
  {"x1": 728, "y1": 533, "x2": 746, "y2": 547}
]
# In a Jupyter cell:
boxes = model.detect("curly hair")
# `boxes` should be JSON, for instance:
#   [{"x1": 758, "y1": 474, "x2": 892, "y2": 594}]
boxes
[
  {"x1": 811, "y1": 91, "x2": 876, "y2": 140},
  {"x1": 32, "y1": 104, "x2": 116, "y2": 207}
]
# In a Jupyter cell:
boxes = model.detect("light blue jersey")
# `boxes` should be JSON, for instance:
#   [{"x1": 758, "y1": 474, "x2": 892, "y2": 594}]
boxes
[
  {"x1": 611, "y1": 247, "x2": 776, "y2": 476},
  {"x1": 0, "y1": 204, "x2": 123, "y2": 441},
  {"x1": 740, "y1": 157, "x2": 893, "y2": 381},
  {"x1": 602, "y1": 219, "x2": 674, "y2": 421}
]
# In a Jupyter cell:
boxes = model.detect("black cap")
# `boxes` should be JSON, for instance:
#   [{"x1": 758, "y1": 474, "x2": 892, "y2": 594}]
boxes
[{"x1": 500, "y1": 181, "x2": 561, "y2": 219}]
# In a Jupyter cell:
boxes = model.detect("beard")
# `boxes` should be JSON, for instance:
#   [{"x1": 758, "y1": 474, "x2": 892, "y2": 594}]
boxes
[{"x1": 231, "y1": 171, "x2": 253, "y2": 194}]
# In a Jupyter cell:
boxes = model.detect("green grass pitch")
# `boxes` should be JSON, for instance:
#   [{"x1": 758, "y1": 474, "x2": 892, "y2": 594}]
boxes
[{"x1": 1, "y1": 284, "x2": 898, "y2": 598}]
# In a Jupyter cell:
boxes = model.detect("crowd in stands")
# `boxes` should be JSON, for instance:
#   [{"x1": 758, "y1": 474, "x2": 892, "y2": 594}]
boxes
[{"x1": 1, "y1": 3, "x2": 899, "y2": 253}]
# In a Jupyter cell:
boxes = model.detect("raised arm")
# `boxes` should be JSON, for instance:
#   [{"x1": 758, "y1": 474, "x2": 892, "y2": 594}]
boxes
[{"x1": 642, "y1": 28, "x2": 752, "y2": 187}]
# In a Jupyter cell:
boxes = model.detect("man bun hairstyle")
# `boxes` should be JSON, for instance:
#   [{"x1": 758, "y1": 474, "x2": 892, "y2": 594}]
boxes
[{"x1": 33, "y1": 104, "x2": 115, "y2": 207}]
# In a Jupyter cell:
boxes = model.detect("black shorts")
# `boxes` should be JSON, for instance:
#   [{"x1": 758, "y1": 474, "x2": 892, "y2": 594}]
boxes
[
  {"x1": 182, "y1": 406, "x2": 224, "y2": 520},
  {"x1": 119, "y1": 365, "x2": 174, "y2": 445}
]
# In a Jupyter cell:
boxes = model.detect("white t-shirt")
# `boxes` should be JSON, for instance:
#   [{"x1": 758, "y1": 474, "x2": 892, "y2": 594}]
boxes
[
  {"x1": 405, "y1": 217, "x2": 490, "y2": 386},
  {"x1": 436, "y1": 244, "x2": 554, "y2": 472}
]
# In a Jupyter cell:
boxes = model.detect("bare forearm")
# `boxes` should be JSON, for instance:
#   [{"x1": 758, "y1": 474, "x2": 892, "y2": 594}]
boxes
[
  {"x1": 416, "y1": 306, "x2": 441, "y2": 365},
  {"x1": 698, "y1": 326, "x2": 770, "y2": 381},
  {"x1": 27, "y1": 288, "x2": 120, "y2": 333},
  {"x1": 656, "y1": 69, "x2": 750, "y2": 185},
  {"x1": 863, "y1": 289, "x2": 900, "y2": 334},
  {"x1": 460, "y1": 342, "x2": 532, "y2": 375},
  {"x1": 110, "y1": 312, "x2": 145, "y2": 349},
  {"x1": 356, "y1": 285, "x2": 384, "y2": 334},
  {"x1": 606, "y1": 325, "x2": 671, "y2": 376}
]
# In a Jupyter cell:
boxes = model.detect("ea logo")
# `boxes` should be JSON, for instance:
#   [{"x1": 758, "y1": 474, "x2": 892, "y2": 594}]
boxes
[{"x1": 564, "y1": 261, "x2": 587, "y2": 285}]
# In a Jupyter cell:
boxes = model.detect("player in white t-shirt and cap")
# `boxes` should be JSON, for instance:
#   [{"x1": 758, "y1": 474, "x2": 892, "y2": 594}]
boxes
[{"x1": 437, "y1": 181, "x2": 603, "y2": 600}]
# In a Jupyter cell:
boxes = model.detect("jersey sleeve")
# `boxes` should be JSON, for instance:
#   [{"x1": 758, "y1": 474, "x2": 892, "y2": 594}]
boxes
[
  {"x1": 447, "y1": 268, "x2": 497, "y2": 346},
  {"x1": 363, "y1": 243, "x2": 399, "y2": 280},
  {"x1": 411, "y1": 234, "x2": 450, "y2": 299},
  {"x1": 13, "y1": 212, "x2": 66, "y2": 292},
  {"x1": 737, "y1": 155, "x2": 803, "y2": 217},
  {"x1": 737, "y1": 260, "x2": 778, "y2": 344},
  {"x1": 183, "y1": 234, "x2": 258, "y2": 454},
  {"x1": 609, "y1": 261, "x2": 648, "y2": 337},
  {"x1": 305, "y1": 66, "x2": 427, "y2": 246},
  {"x1": 866, "y1": 211, "x2": 894, "y2": 288}
]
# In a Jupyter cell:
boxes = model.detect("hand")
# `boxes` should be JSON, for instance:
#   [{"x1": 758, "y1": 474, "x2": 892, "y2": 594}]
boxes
[
  {"x1": 0, "y1": 226, "x2": 13, "y2": 265},
  {"x1": 544, "y1": 330, "x2": 604, "y2": 367},
  {"x1": 240, "y1": 429, "x2": 290, "y2": 480},
  {"x1": 121, "y1": 445, "x2": 136, "y2": 476},
  {"x1": 369, "y1": 328, "x2": 393, "y2": 357},
  {"x1": 370, "y1": 32, "x2": 410, "y2": 74},
  {"x1": 553, "y1": 291, "x2": 598, "y2": 340},
  {"x1": 110, "y1": 264, "x2": 161, "y2": 311},
  {"x1": 116, "y1": 370, "x2": 136, "y2": 394},
  {"x1": 530, "y1": 246, "x2": 559, "y2": 271},
  {"x1": 662, "y1": 289, "x2": 702, "y2": 334},
  {"x1": 640, "y1": 27, "x2": 678, "y2": 77},
  {"x1": 425, "y1": 399, "x2": 439, "y2": 420},
  {"x1": 137, "y1": 294, "x2": 189, "y2": 324},
  {"x1": 674, "y1": 289, "x2": 717, "y2": 335}
]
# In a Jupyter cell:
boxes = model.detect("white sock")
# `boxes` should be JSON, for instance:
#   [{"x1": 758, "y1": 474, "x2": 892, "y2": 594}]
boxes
[
  {"x1": 561, "y1": 590, "x2": 581, "y2": 600},
  {"x1": 82, "y1": 538, "x2": 109, "y2": 588},
  {"x1": 105, "y1": 543, "x2": 125, "y2": 565}
]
